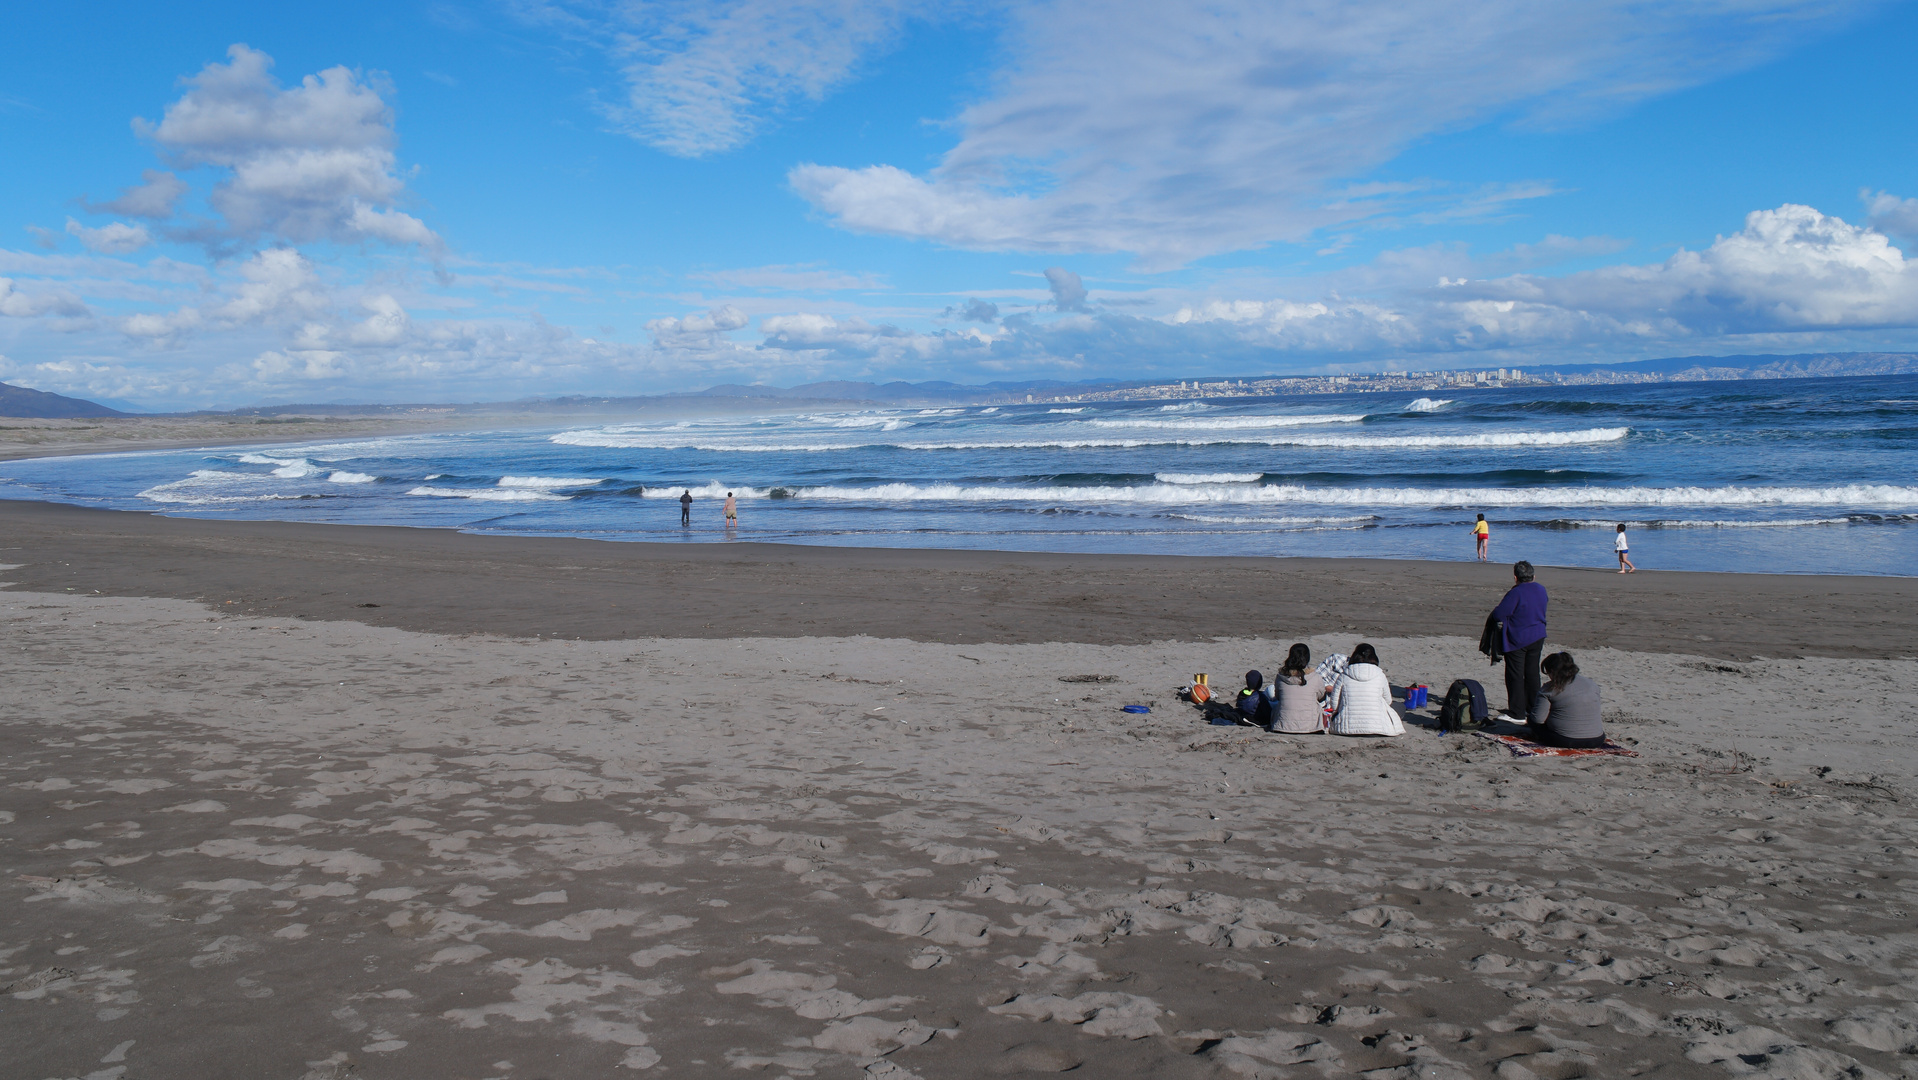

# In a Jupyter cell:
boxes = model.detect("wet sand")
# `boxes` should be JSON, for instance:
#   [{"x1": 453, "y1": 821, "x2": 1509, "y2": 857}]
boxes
[
  {"x1": 6, "y1": 500, "x2": 1917, "y2": 661},
  {"x1": 5, "y1": 504, "x2": 1918, "y2": 1080}
]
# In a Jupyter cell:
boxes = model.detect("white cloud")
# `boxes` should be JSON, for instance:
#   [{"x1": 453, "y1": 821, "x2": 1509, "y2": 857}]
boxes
[
  {"x1": 65, "y1": 218, "x2": 153, "y2": 255},
  {"x1": 1169, "y1": 204, "x2": 1918, "y2": 352},
  {"x1": 791, "y1": 0, "x2": 1871, "y2": 266},
  {"x1": 0, "y1": 277, "x2": 89, "y2": 319},
  {"x1": 520, "y1": 0, "x2": 918, "y2": 157},
  {"x1": 1865, "y1": 190, "x2": 1918, "y2": 242},
  {"x1": 83, "y1": 169, "x2": 190, "y2": 219},
  {"x1": 1044, "y1": 267, "x2": 1088, "y2": 312},
  {"x1": 646, "y1": 304, "x2": 751, "y2": 348},
  {"x1": 134, "y1": 44, "x2": 439, "y2": 253},
  {"x1": 759, "y1": 312, "x2": 923, "y2": 355}
]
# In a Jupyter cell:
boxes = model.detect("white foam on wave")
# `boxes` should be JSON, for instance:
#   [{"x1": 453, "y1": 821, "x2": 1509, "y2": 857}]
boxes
[
  {"x1": 327, "y1": 471, "x2": 377, "y2": 484},
  {"x1": 1566, "y1": 517, "x2": 1859, "y2": 529},
  {"x1": 1156, "y1": 472, "x2": 1263, "y2": 484},
  {"x1": 1166, "y1": 512, "x2": 1378, "y2": 526},
  {"x1": 635, "y1": 481, "x2": 768, "y2": 499},
  {"x1": 237, "y1": 452, "x2": 322, "y2": 478},
  {"x1": 918, "y1": 408, "x2": 964, "y2": 416},
  {"x1": 138, "y1": 469, "x2": 317, "y2": 505},
  {"x1": 979, "y1": 407, "x2": 1000, "y2": 413},
  {"x1": 407, "y1": 486, "x2": 572, "y2": 502},
  {"x1": 1048, "y1": 407, "x2": 1087, "y2": 413},
  {"x1": 1087, "y1": 413, "x2": 1366, "y2": 430},
  {"x1": 497, "y1": 476, "x2": 604, "y2": 489},
  {"x1": 550, "y1": 425, "x2": 1630, "y2": 453},
  {"x1": 1159, "y1": 402, "x2": 1210, "y2": 411},
  {"x1": 1404, "y1": 398, "x2": 1452, "y2": 412},
  {"x1": 784, "y1": 481, "x2": 1918, "y2": 509},
  {"x1": 817, "y1": 415, "x2": 913, "y2": 430}
]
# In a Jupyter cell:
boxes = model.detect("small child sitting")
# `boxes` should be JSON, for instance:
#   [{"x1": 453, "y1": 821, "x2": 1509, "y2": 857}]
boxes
[{"x1": 1235, "y1": 670, "x2": 1273, "y2": 727}]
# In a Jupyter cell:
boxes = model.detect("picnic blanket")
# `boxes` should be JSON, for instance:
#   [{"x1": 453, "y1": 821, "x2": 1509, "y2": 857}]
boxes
[{"x1": 1471, "y1": 731, "x2": 1639, "y2": 758}]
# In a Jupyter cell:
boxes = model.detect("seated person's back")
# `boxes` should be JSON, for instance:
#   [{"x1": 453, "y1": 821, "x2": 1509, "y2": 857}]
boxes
[
  {"x1": 1270, "y1": 643, "x2": 1326, "y2": 733},
  {"x1": 1528, "y1": 652, "x2": 1605, "y2": 748},
  {"x1": 1328, "y1": 643, "x2": 1404, "y2": 737}
]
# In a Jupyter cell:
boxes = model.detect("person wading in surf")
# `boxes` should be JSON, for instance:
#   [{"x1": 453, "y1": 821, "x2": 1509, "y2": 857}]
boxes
[{"x1": 679, "y1": 489, "x2": 693, "y2": 526}]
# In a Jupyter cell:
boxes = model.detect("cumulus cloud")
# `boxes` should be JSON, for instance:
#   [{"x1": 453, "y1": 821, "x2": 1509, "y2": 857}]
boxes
[
  {"x1": 522, "y1": 0, "x2": 918, "y2": 157},
  {"x1": 0, "y1": 277, "x2": 90, "y2": 319},
  {"x1": 790, "y1": 0, "x2": 1871, "y2": 266},
  {"x1": 1865, "y1": 190, "x2": 1918, "y2": 243},
  {"x1": 759, "y1": 312, "x2": 924, "y2": 356},
  {"x1": 1044, "y1": 267, "x2": 1088, "y2": 312},
  {"x1": 116, "y1": 247, "x2": 330, "y2": 344},
  {"x1": 65, "y1": 218, "x2": 153, "y2": 255},
  {"x1": 131, "y1": 44, "x2": 438, "y2": 253},
  {"x1": 1169, "y1": 204, "x2": 1918, "y2": 352},
  {"x1": 83, "y1": 169, "x2": 190, "y2": 219},
  {"x1": 946, "y1": 297, "x2": 999, "y2": 323},
  {"x1": 646, "y1": 304, "x2": 750, "y2": 348}
]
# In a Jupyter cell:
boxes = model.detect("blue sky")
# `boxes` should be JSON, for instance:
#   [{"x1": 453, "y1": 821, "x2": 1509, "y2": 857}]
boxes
[{"x1": 2, "y1": 0, "x2": 1915, "y2": 410}]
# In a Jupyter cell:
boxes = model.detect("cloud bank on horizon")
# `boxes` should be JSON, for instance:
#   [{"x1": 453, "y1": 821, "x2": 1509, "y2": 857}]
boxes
[{"x1": 0, "y1": 0, "x2": 1914, "y2": 410}]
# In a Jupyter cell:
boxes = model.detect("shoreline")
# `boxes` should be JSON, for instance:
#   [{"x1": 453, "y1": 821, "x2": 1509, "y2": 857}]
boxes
[{"x1": 6, "y1": 498, "x2": 1915, "y2": 659}]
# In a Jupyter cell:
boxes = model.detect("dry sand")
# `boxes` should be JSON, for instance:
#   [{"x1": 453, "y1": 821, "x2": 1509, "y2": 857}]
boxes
[
  {"x1": 4, "y1": 513, "x2": 1918, "y2": 1080},
  {"x1": 0, "y1": 417, "x2": 478, "y2": 462}
]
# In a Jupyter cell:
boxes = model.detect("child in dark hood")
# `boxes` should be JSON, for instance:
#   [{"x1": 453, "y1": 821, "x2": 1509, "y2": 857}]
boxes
[{"x1": 1236, "y1": 669, "x2": 1272, "y2": 727}]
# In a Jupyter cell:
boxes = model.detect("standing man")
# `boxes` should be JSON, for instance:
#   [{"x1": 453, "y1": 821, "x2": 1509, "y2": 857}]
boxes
[
  {"x1": 1486, "y1": 560, "x2": 1548, "y2": 720},
  {"x1": 723, "y1": 491, "x2": 738, "y2": 526},
  {"x1": 1473, "y1": 514, "x2": 1489, "y2": 561},
  {"x1": 679, "y1": 488, "x2": 693, "y2": 526}
]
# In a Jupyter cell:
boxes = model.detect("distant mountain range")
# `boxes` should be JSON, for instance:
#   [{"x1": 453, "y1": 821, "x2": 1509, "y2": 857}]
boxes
[
  {"x1": 4, "y1": 351, "x2": 1914, "y2": 417},
  {"x1": 0, "y1": 381, "x2": 128, "y2": 418},
  {"x1": 1526, "y1": 351, "x2": 1918, "y2": 382}
]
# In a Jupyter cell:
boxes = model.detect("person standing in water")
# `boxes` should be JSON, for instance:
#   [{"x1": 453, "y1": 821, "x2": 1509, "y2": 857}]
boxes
[
  {"x1": 723, "y1": 491, "x2": 738, "y2": 525},
  {"x1": 1615, "y1": 524, "x2": 1636, "y2": 573},
  {"x1": 679, "y1": 489, "x2": 693, "y2": 526},
  {"x1": 1473, "y1": 514, "x2": 1490, "y2": 561}
]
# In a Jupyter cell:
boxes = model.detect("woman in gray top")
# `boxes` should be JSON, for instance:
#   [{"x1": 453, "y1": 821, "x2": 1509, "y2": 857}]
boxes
[{"x1": 1527, "y1": 652, "x2": 1606, "y2": 748}]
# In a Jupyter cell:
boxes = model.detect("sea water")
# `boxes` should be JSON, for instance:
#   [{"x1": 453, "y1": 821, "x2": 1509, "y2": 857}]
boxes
[{"x1": 4, "y1": 374, "x2": 1916, "y2": 576}]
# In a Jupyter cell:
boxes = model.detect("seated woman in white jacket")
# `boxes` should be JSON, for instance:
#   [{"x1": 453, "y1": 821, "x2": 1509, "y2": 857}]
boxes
[{"x1": 1327, "y1": 643, "x2": 1404, "y2": 737}]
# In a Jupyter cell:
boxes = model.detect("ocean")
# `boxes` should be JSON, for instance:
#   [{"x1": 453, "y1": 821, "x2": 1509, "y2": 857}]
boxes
[{"x1": 5, "y1": 374, "x2": 1916, "y2": 576}]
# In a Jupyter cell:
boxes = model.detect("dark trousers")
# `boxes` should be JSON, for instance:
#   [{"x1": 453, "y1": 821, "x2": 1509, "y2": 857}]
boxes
[
  {"x1": 680, "y1": 505, "x2": 690, "y2": 525},
  {"x1": 1502, "y1": 639, "x2": 1544, "y2": 716},
  {"x1": 1527, "y1": 725, "x2": 1607, "y2": 749}
]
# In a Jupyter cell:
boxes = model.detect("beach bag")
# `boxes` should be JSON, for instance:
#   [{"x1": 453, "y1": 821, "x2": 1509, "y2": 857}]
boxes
[{"x1": 1439, "y1": 679, "x2": 1489, "y2": 732}]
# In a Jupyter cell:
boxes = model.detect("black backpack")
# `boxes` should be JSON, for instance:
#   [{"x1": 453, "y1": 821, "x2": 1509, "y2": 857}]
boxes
[{"x1": 1438, "y1": 679, "x2": 1489, "y2": 732}]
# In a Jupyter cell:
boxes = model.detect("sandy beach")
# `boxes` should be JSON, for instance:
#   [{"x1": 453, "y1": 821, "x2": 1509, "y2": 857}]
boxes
[{"x1": 6, "y1": 506, "x2": 1918, "y2": 1080}]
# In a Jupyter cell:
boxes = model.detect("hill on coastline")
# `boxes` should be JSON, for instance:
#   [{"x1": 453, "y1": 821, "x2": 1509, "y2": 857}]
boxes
[{"x1": 0, "y1": 382, "x2": 127, "y2": 419}]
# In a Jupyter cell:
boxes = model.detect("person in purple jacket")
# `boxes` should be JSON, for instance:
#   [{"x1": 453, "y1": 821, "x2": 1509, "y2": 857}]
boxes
[{"x1": 1488, "y1": 560, "x2": 1548, "y2": 719}]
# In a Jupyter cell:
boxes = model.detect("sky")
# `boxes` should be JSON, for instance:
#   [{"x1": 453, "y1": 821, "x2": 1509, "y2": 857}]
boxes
[{"x1": 1, "y1": 0, "x2": 1916, "y2": 411}]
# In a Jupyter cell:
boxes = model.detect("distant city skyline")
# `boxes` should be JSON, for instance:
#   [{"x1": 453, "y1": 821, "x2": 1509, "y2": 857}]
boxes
[{"x1": 3, "y1": 0, "x2": 1916, "y2": 411}]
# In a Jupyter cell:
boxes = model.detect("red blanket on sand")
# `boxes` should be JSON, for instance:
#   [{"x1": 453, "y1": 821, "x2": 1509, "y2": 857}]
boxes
[{"x1": 1472, "y1": 731, "x2": 1639, "y2": 758}]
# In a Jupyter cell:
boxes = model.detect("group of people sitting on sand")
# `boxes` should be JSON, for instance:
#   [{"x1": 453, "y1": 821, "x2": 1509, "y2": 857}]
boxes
[
  {"x1": 1213, "y1": 559, "x2": 1605, "y2": 746},
  {"x1": 1226, "y1": 642, "x2": 1404, "y2": 737}
]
